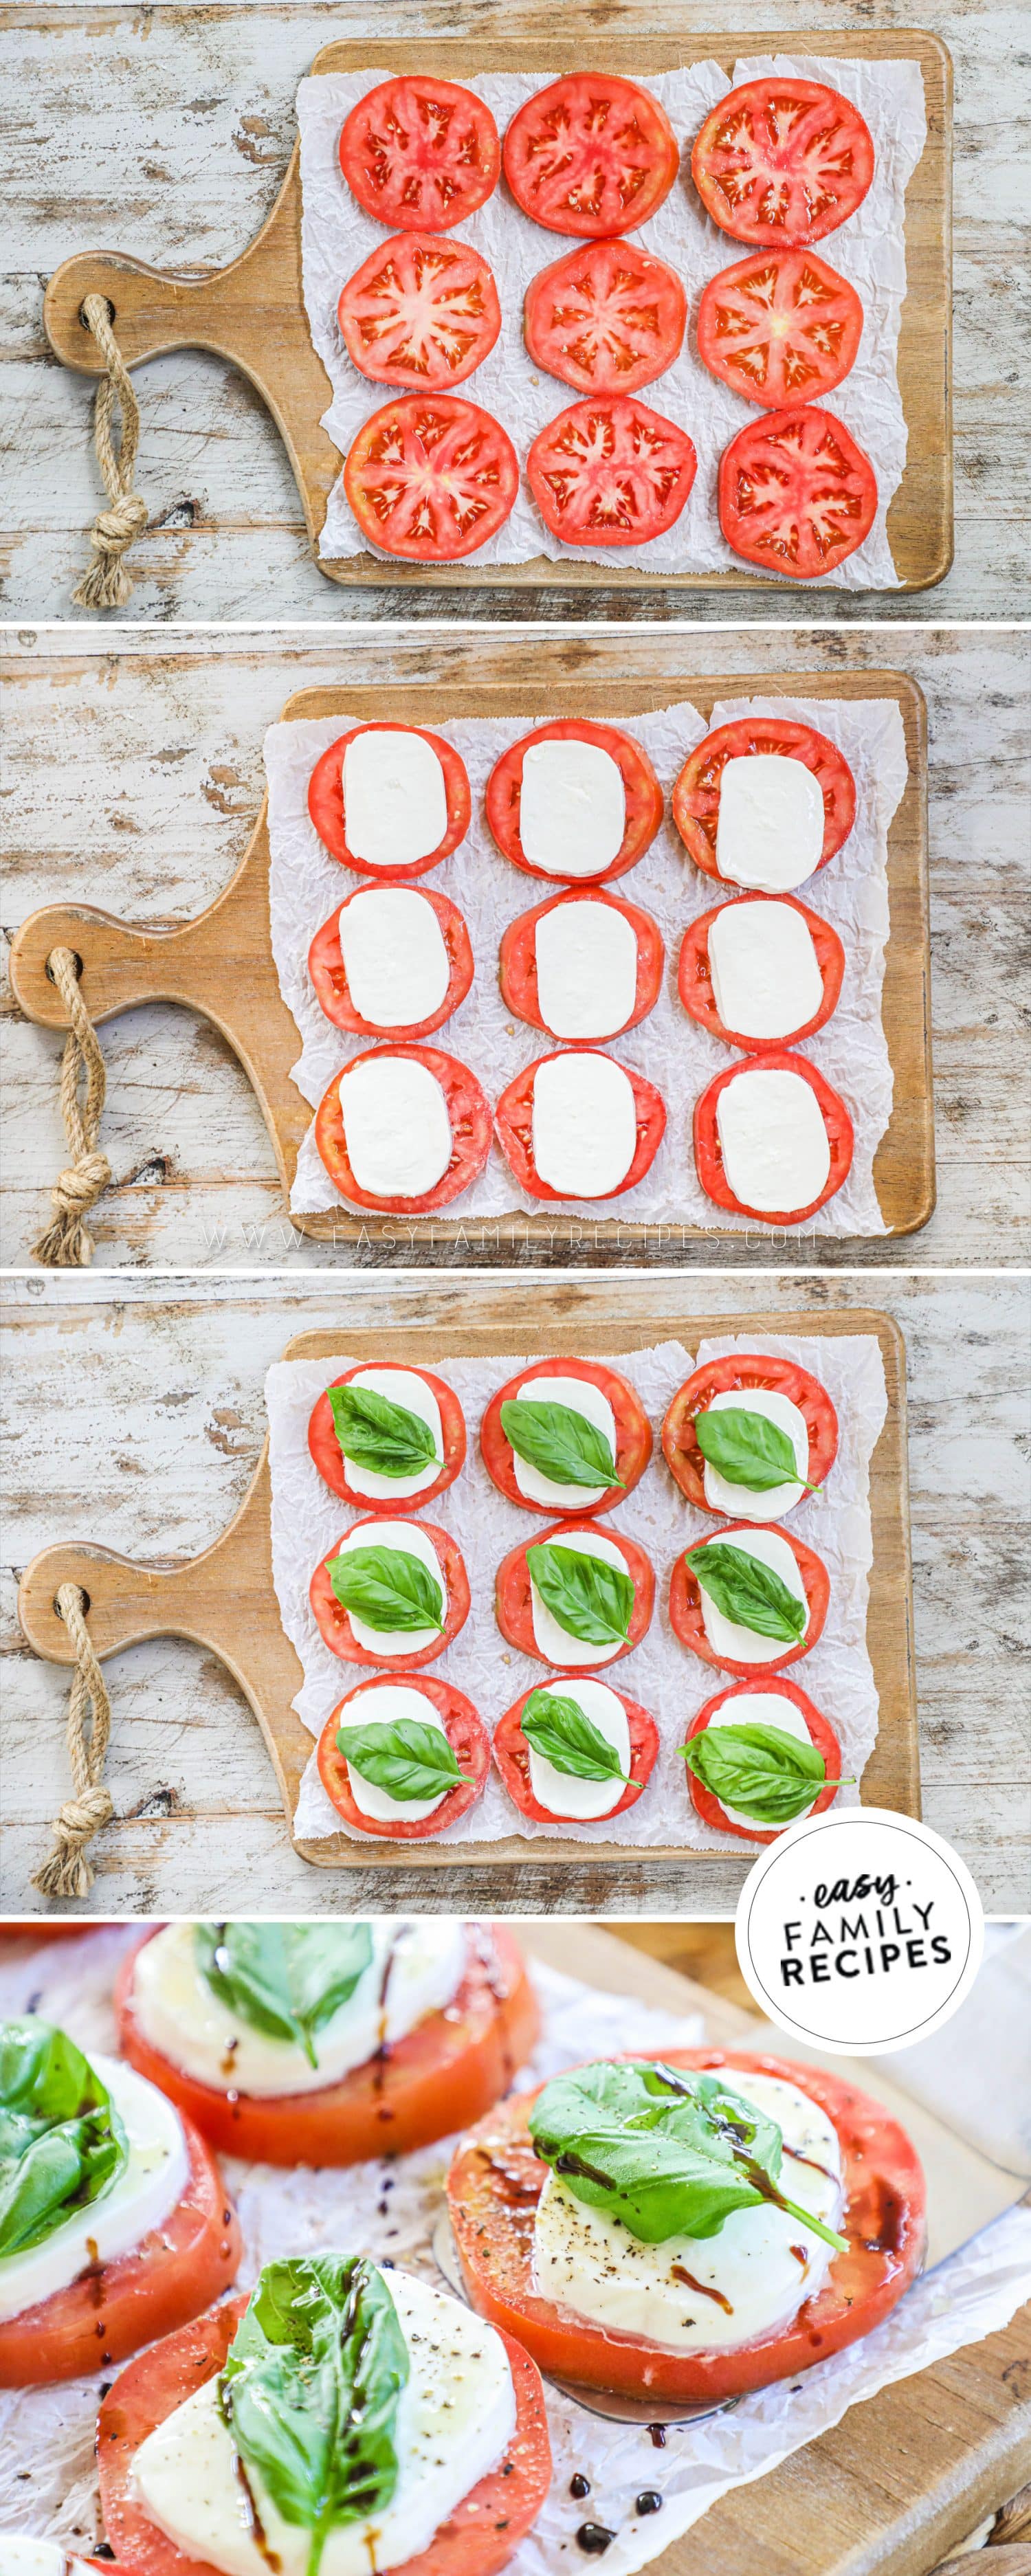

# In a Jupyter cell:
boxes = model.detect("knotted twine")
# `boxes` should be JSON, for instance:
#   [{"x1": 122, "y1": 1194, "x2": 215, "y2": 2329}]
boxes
[
  {"x1": 32, "y1": 1585, "x2": 114, "y2": 1898},
  {"x1": 71, "y1": 293, "x2": 149, "y2": 611},
  {"x1": 32, "y1": 946, "x2": 111, "y2": 1267}
]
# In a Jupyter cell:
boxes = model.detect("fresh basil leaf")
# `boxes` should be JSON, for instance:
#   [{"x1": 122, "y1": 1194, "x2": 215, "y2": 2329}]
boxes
[
  {"x1": 695, "y1": 1404, "x2": 819, "y2": 1496},
  {"x1": 501, "y1": 1396, "x2": 623, "y2": 1491},
  {"x1": 195, "y1": 1924, "x2": 373, "y2": 2069},
  {"x1": 328, "y1": 1384, "x2": 441, "y2": 1480},
  {"x1": 687, "y1": 1541, "x2": 807, "y2": 1643},
  {"x1": 220, "y1": 2254, "x2": 408, "y2": 2576},
  {"x1": 526, "y1": 1541, "x2": 634, "y2": 1647},
  {"x1": 335, "y1": 1718, "x2": 472, "y2": 1803},
  {"x1": 679, "y1": 1722, "x2": 851, "y2": 1823},
  {"x1": 520, "y1": 1687, "x2": 628, "y2": 1784},
  {"x1": 0, "y1": 2019, "x2": 128, "y2": 2258},
  {"x1": 329, "y1": 1545, "x2": 444, "y2": 1634}
]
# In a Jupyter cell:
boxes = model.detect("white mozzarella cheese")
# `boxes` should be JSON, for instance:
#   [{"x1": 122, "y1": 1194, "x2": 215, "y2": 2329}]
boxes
[
  {"x1": 340, "y1": 1680, "x2": 452, "y2": 1825},
  {"x1": 526, "y1": 1676, "x2": 631, "y2": 1821},
  {"x1": 715, "y1": 754, "x2": 824, "y2": 892},
  {"x1": 533, "y1": 2067, "x2": 842, "y2": 2349},
  {"x1": 715, "y1": 1066, "x2": 831, "y2": 1214},
  {"x1": 703, "y1": 1689, "x2": 821, "y2": 1827},
  {"x1": 531, "y1": 1052, "x2": 638, "y2": 1199},
  {"x1": 342, "y1": 729, "x2": 447, "y2": 868},
  {"x1": 338, "y1": 888, "x2": 451, "y2": 1030},
  {"x1": 707, "y1": 898, "x2": 824, "y2": 1041},
  {"x1": 340, "y1": 1366, "x2": 445, "y2": 1502},
  {"x1": 338, "y1": 1055, "x2": 452, "y2": 1201},
  {"x1": 701, "y1": 1386, "x2": 809, "y2": 1521},
  {"x1": 131, "y1": 1918, "x2": 467, "y2": 2098},
  {"x1": 130, "y1": 2268, "x2": 516, "y2": 2576},
  {"x1": 519, "y1": 739, "x2": 625, "y2": 877},
  {"x1": 530, "y1": 1525, "x2": 632, "y2": 1669},
  {"x1": 510, "y1": 1371, "x2": 617, "y2": 1511},
  {"x1": 333, "y1": 1518, "x2": 447, "y2": 1657},
  {"x1": 696, "y1": 1526, "x2": 808, "y2": 1667},
  {"x1": 533, "y1": 900, "x2": 638, "y2": 1039},
  {"x1": 0, "y1": 2546, "x2": 97, "y2": 2574},
  {"x1": 0, "y1": 2056, "x2": 188, "y2": 2325}
]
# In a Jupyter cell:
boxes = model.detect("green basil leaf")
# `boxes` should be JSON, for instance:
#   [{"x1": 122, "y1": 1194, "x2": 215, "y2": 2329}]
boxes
[
  {"x1": 679, "y1": 1722, "x2": 850, "y2": 1823},
  {"x1": 695, "y1": 1404, "x2": 819, "y2": 1496},
  {"x1": 329, "y1": 1545, "x2": 444, "y2": 1634},
  {"x1": 0, "y1": 2019, "x2": 128, "y2": 2258},
  {"x1": 520, "y1": 1687, "x2": 628, "y2": 1784},
  {"x1": 500, "y1": 1397, "x2": 623, "y2": 1491},
  {"x1": 220, "y1": 2254, "x2": 409, "y2": 2576},
  {"x1": 687, "y1": 1541, "x2": 807, "y2": 1643},
  {"x1": 526, "y1": 1541, "x2": 634, "y2": 1647},
  {"x1": 195, "y1": 1924, "x2": 373, "y2": 2069},
  {"x1": 335, "y1": 1718, "x2": 472, "y2": 1803},
  {"x1": 328, "y1": 1384, "x2": 441, "y2": 1480}
]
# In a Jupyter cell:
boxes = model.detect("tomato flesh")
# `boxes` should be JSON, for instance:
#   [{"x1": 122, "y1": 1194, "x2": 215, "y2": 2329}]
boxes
[
  {"x1": 718, "y1": 405, "x2": 878, "y2": 579},
  {"x1": 308, "y1": 887, "x2": 475, "y2": 1039},
  {"x1": 495, "y1": 1518, "x2": 655, "y2": 1668},
  {"x1": 669, "y1": 1518, "x2": 830, "y2": 1676},
  {"x1": 524, "y1": 239, "x2": 686, "y2": 395},
  {"x1": 318, "y1": 1674, "x2": 491, "y2": 1839},
  {"x1": 338, "y1": 76, "x2": 501, "y2": 232},
  {"x1": 504, "y1": 74, "x2": 679, "y2": 237},
  {"x1": 494, "y1": 1685, "x2": 659, "y2": 1824},
  {"x1": 338, "y1": 232, "x2": 502, "y2": 392},
  {"x1": 694, "y1": 1049, "x2": 855, "y2": 1225},
  {"x1": 309, "y1": 1515, "x2": 470, "y2": 1668},
  {"x1": 691, "y1": 78, "x2": 876, "y2": 247},
  {"x1": 344, "y1": 395, "x2": 519, "y2": 561},
  {"x1": 528, "y1": 396, "x2": 697, "y2": 548},
  {"x1": 479, "y1": 1355, "x2": 652, "y2": 1515},
  {"x1": 314, "y1": 1043, "x2": 491, "y2": 1214},
  {"x1": 500, "y1": 889, "x2": 664, "y2": 1041},
  {"x1": 698, "y1": 246, "x2": 864, "y2": 408},
  {"x1": 683, "y1": 1676, "x2": 844, "y2": 1842},
  {"x1": 308, "y1": 1362, "x2": 467, "y2": 1509},
  {"x1": 672, "y1": 715, "x2": 856, "y2": 882},
  {"x1": 662, "y1": 1352, "x2": 839, "y2": 1513},
  {"x1": 307, "y1": 722, "x2": 472, "y2": 875},
  {"x1": 486, "y1": 721, "x2": 663, "y2": 885},
  {"x1": 677, "y1": 893, "x2": 845, "y2": 1052}
]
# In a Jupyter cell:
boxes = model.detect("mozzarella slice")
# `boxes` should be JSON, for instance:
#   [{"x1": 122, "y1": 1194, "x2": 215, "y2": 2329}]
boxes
[
  {"x1": 342, "y1": 729, "x2": 447, "y2": 868},
  {"x1": 531, "y1": 1053, "x2": 638, "y2": 1199},
  {"x1": 131, "y1": 1918, "x2": 467, "y2": 2097},
  {"x1": 533, "y1": 900, "x2": 638, "y2": 1039},
  {"x1": 707, "y1": 898, "x2": 824, "y2": 1041},
  {"x1": 333, "y1": 1518, "x2": 446, "y2": 1657},
  {"x1": 519, "y1": 739, "x2": 625, "y2": 877},
  {"x1": 0, "y1": 2055, "x2": 188, "y2": 2325},
  {"x1": 525, "y1": 1676, "x2": 631, "y2": 1821},
  {"x1": 715, "y1": 1066, "x2": 831, "y2": 1215},
  {"x1": 131, "y1": 2269, "x2": 516, "y2": 2576},
  {"x1": 715, "y1": 754, "x2": 824, "y2": 892},
  {"x1": 701, "y1": 1386, "x2": 809, "y2": 1521},
  {"x1": 533, "y1": 2067, "x2": 842, "y2": 2349},
  {"x1": 702, "y1": 1689, "x2": 821, "y2": 1827},
  {"x1": 530, "y1": 1525, "x2": 632, "y2": 1669},
  {"x1": 696, "y1": 1526, "x2": 808, "y2": 1667},
  {"x1": 339, "y1": 1366, "x2": 445, "y2": 1502},
  {"x1": 338, "y1": 888, "x2": 451, "y2": 1030},
  {"x1": 338, "y1": 1055, "x2": 452, "y2": 1201},
  {"x1": 340, "y1": 1680, "x2": 452, "y2": 1825},
  {"x1": 509, "y1": 1372, "x2": 617, "y2": 1511}
]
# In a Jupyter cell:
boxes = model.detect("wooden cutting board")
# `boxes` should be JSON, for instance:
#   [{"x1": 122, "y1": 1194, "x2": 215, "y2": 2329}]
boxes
[
  {"x1": 8, "y1": 662, "x2": 934, "y2": 1251},
  {"x1": 41, "y1": 19, "x2": 953, "y2": 595},
  {"x1": 16, "y1": 1301, "x2": 920, "y2": 1872}
]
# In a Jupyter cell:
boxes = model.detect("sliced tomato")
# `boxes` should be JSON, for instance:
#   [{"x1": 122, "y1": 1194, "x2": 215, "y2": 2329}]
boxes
[
  {"x1": 116, "y1": 1924, "x2": 540, "y2": 2168},
  {"x1": 495, "y1": 1519, "x2": 655, "y2": 1669},
  {"x1": 486, "y1": 721, "x2": 663, "y2": 886},
  {"x1": 0, "y1": 2117, "x2": 240, "y2": 2388},
  {"x1": 308, "y1": 887, "x2": 475, "y2": 1039},
  {"x1": 528, "y1": 396, "x2": 697, "y2": 547},
  {"x1": 691, "y1": 78, "x2": 875, "y2": 247},
  {"x1": 694, "y1": 1050, "x2": 854, "y2": 1224},
  {"x1": 317, "y1": 1674, "x2": 490, "y2": 1841},
  {"x1": 500, "y1": 889, "x2": 664, "y2": 1040},
  {"x1": 0, "y1": 1923, "x2": 95, "y2": 1942},
  {"x1": 678, "y1": 893, "x2": 845, "y2": 1052},
  {"x1": 683, "y1": 1676, "x2": 844, "y2": 1843},
  {"x1": 447, "y1": 2049, "x2": 925, "y2": 2403},
  {"x1": 669, "y1": 1520, "x2": 830, "y2": 1676},
  {"x1": 309, "y1": 1515, "x2": 470, "y2": 1668},
  {"x1": 480, "y1": 1355, "x2": 652, "y2": 1515},
  {"x1": 494, "y1": 1683, "x2": 658, "y2": 1823},
  {"x1": 718, "y1": 405, "x2": 878, "y2": 579},
  {"x1": 309, "y1": 1362, "x2": 467, "y2": 1510},
  {"x1": 672, "y1": 715, "x2": 856, "y2": 882},
  {"x1": 504, "y1": 74, "x2": 678, "y2": 236},
  {"x1": 338, "y1": 76, "x2": 500, "y2": 233},
  {"x1": 308, "y1": 722, "x2": 472, "y2": 876},
  {"x1": 337, "y1": 232, "x2": 502, "y2": 392},
  {"x1": 344, "y1": 395, "x2": 518, "y2": 561},
  {"x1": 315, "y1": 1043, "x2": 491, "y2": 1214},
  {"x1": 662, "y1": 1352, "x2": 839, "y2": 1513},
  {"x1": 523, "y1": 238, "x2": 686, "y2": 395},
  {"x1": 496, "y1": 1052, "x2": 665, "y2": 1203},
  {"x1": 698, "y1": 246, "x2": 863, "y2": 409}
]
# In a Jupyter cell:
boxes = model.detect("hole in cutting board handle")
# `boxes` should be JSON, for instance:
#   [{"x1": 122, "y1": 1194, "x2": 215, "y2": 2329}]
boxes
[
  {"x1": 46, "y1": 950, "x2": 84, "y2": 984},
  {"x1": 79, "y1": 297, "x2": 115, "y2": 330},
  {"x1": 55, "y1": 1588, "x2": 90, "y2": 1619}
]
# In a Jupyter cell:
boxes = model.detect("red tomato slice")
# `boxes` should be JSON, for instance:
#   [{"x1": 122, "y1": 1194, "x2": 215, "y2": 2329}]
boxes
[
  {"x1": 669, "y1": 1520, "x2": 830, "y2": 1676},
  {"x1": 338, "y1": 76, "x2": 501, "y2": 233},
  {"x1": 698, "y1": 246, "x2": 863, "y2": 409},
  {"x1": 694, "y1": 1050, "x2": 854, "y2": 1224},
  {"x1": 344, "y1": 395, "x2": 518, "y2": 561},
  {"x1": 494, "y1": 1683, "x2": 659, "y2": 1823},
  {"x1": 447, "y1": 2049, "x2": 925, "y2": 2403},
  {"x1": 683, "y1": 1676, "x2": 844, "y2": 1842},
  {"x1": 309, "y1": 887, "x2": 475, "y2": 1039},
  {"x1": 309, "y1": 1362, "x2": 467, "y2": 1510},
  {"x1": 504, "y1": 74, "x2": 678, "y2": 236},
  {"x1": 662, "y1": 1352, "x2": 839, "y2": 1513},
  {"x1": 691, "y1": 78, "x2": 875, "y2": 247},
  {"x1": 309, "y1": 1515, "x2": 470, "y2": 1668},
  {"x1": 315, "y1": 1043, "x2": 491, "y2": 1214},
  {"x1": 338, "y1": 232, "x2": 502, "y2": 392},
  {"x1": 308, "y1": 722, "x2": 472, "y2": 876},
  {"x1": 528, "y1": 395, "x2": 697, "y2": 547},
  {"x1": 523, "y1": 238, "x2": 687, "y2": 395},
  {"x1": 500, "y1": 889, "x2": 665, "y2": 1040},
  {"x1": 718, "y1": 405, "x2": 878, "y2": 579},
  {"x1": 495, "y1": 1052, "x2": 666, "y2": 1204},
  {"x1": 116, "y1": 1924, "x2": 540, "y2": 2168},
  {"x1": 480, "y1": 1355, "x2": 652, "y2": 1515},
  {"x1": 678, "y1": 893, "x2": 845, "y2": 1052},
  {"x1": 317, "y1": 1674, "x2": 491, "y2": 1840},
  {"x1": 672, "y1": 715, "x2": 856, "y2": 882},
  {"x1": 495, "y1": 1518, "x2": 655, "y2": 1669},
  {"x1": 486, "y1": 721, "x2": 663, "y2": 886},
  {"x1": 0, "y1": 2117, "x2": 240, "y2": 2388}
]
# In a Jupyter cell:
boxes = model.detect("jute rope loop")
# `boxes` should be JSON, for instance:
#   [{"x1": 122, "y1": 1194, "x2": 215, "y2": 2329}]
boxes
[
  {"x1": 71, "y1": 293, "x2": 149, "y2": 612},
  {"x1": 32, "y1": 945, "x2": 112, "y2": 1268},
  {"x1": 32, "y1": 1584, "x2": 114, "y2": 1900}
]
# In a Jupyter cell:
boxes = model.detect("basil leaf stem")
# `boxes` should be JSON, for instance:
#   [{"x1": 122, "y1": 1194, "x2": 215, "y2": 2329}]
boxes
[
  {"x1": 329, "y1": 1544, "x2": 444, "y2": 1634},
  {"x1": 687, "y1": 1541, "x2": 807, "y2": 1643},
  {"x1": 195, "y1": 1924, "x2": 373, "y2": 2068},
  {"x1": 501, "y1": 1396, "x2": 623, "y2": 1491},
  {"x1": 680, "y1": 1722, "x2": 852, "y2": 1823},
  {"x1": 520, "y1": 1687, "x2": 628, "y2": 1783},
  {"x1": 335, "y1": 1718, "x2": 472, "y2": 1802},
  {"x1": 219, "y1": 2254, "x2": 408, "y2": 2576},
  {"x1": 0, "y1": 2019, "x2": 128, "y2": 2257},
  {"x1": 328, "y1": 1383, "x2": 441, "y2": 1480},
  {"x1": 526, "y1": 1541, "x2": 634, "y2": 1647},
  {"x1": 695, "y1": 1403, "x2": 820, "y2": 1496}
]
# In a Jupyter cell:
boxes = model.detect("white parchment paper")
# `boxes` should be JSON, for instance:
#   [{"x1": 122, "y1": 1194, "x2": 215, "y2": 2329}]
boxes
[
  {"x1": 298, "y1": 57, "x2": 927, "y2": 587},
  {"x1": 267, "y1": 694, "x2": 906, "y2": 1237}
]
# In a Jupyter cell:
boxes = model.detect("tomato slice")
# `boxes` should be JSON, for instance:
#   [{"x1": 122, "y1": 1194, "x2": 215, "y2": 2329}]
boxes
[
  {"x1": 308, "y1": 722, "x2": 472, "y2": 876},
  {"x1": 309, "y1": 1362, "x2": 467, "y2": 1510},
  {"x1": 495, "y1": 1518, "x2": 655, "y2": 1669},
  {"x1": 317, "y1": 1674, "x2": 490, "y2": 1840},
  {"x1": 528, "y1": 395, "x2": 697, "y2": 547},
  {"x1": 691, "y1": 78, "x2": 875, "y2": 247},
  {"x1": 672, "y1": 715, "x2": 856, "y2": 883},
  {"x1": 694, "y1": 1050, "x2": 855, "y2": 1225},
  {"x1": 683, "y1": 1675, "x2": 844, "y2": 1843},
  {"x1": 338, "y1": 76, "x2": 501, "y2": 233},
  {"x1": 718, "y1": 405, "x2": 878, "y2": 579},
  {"x1": 480, "y1": 1355, "x2": 652, "y2": 1515},
  {"x1": 504, "y1": 74, "x2": 678, "y2": 236},
  {"x1": 447, "y1": 2049, "x2": 925, "y2": 2403},
  {"x1": 698, "y1": 245, "x2": 863, "y2": 410},
  {"x1": 523, "y1": 239, "x2": 687, "y2": 395},
  {"x1": 309, "y1": 1515, "x2": 470, "y2": 1668},
  {"x1": 669, "y1": 1520, "x2": 830, "y2": 1676},
  {"x1": 337, "y1": 232, "x2": 502, "y2": 392},
  {"x1": 500, "y1": 889, "x2": 665, "y2": 1040},
  {"x1": 344, "y1": 395, "x2": 518, "y2": 561},
  {"x1": 486, "y1": 721, "x2": 663, "y2": 885},
  {"x1": 494, "y1": 1052, "x2": 666, "y2": 1205},
  {"x1": 314, "y1": 1043, "x2": 491, "y2": 1214},
  {"x1": 116, "y1": 1924, "x2": 540, "y2": 2168},
  {"x1": 678, "y1": 893, "x2": 845, "y2": 1052},
  {"x1": 0, "y1": 2117, "x2": 240, "y2": 2388},
  {"x1": 309, "y1": 887, "x2": 475, "y2": 1039},
  {"x1": 662, "y1": 1352, "x2": 839, "y2": 1513},
  {"x1": 494, "y1": 1683, "x2": 659, "y2": 1824}
]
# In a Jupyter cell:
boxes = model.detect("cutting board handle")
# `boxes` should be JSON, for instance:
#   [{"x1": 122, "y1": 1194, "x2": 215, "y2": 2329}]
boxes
[
  {"x1": 9, "y1": 900, "x2": 209, "y2": 1029},
  {"x1": 43, "y1": 252, "x2": 236, "y2": 376},
  {"x1": 19, "y1": 1542, "x2": 205, "y2": 1666}
]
